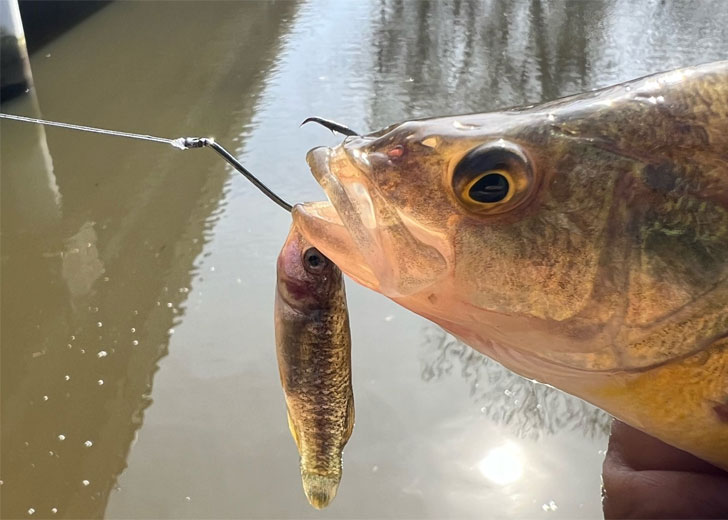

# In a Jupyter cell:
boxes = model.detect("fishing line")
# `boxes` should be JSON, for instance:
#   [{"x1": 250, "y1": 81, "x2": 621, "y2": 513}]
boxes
[{"x1": 0, "y1": 112, "x2": 293, "y2": 212}]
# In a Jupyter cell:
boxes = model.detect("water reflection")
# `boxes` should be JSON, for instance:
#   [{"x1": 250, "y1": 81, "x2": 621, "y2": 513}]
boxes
[
  {"x1": 477, "y1": 442, "x2": 524, "y2": 486},
  {"x1": 365, "y1": 0, "x2": 728, "y2": 126},
  {"x1": 61, "y1": 222, "x2": 105, "y2": 304},
  {"x1": 0, "y1": 2, "x2": 297, "y2": 518},
  {"x1": 420, "y1": 328, "x2": 611, "y2": 440}
]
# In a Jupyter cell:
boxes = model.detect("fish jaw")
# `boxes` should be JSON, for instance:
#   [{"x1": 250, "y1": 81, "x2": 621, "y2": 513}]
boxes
[
  {"x1": 292, "y1": 202, "x2": 378, "y2": 291},
  {"x1": 294, "y1": 145, "x2": 449, "y2": 298}
]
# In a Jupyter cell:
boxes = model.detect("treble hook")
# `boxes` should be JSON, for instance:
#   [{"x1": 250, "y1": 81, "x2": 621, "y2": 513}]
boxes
[{"x1": 301, "y1": 116, "x2": 359, "y2": 137}]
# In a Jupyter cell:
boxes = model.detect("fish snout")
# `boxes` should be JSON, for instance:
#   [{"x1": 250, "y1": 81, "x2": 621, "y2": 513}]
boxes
[
  {"x1": 340, "y1": 136, "x2": 380, "y2": 175},
  {"x1": 305, "y1": 146, "x2": 334, "y2": 183}
]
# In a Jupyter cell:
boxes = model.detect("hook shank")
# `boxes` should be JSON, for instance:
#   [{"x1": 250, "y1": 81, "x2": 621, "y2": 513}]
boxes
[{"x1": 185, "y1": 138, "x2": 292, "y2": 212}]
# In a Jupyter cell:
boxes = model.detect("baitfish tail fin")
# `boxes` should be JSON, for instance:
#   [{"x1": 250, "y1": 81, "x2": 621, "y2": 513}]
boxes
[{"x1": 302, "y1": 472, "x2": 340, "y2": 509}]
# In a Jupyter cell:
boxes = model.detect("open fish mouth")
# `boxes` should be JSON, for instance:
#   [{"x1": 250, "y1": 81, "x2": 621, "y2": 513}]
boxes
[
  {"x1": 293, "y1": 145, "x2": 449, "y2": 297},
  {"x1": 292, "y1": 146, "x2": 380, "y2": 291}
]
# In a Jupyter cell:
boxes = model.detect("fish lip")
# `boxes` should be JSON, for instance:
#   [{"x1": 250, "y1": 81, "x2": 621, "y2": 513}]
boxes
[
  {"x1": 293, "y1": 147, "x2": 379, "y2": 290},
  {"x1": 305, "y1": 146, "x2": 333, "y2": 186},
  {"x1": 298, "y1": 145, "x2": 448, "y2": 297}
]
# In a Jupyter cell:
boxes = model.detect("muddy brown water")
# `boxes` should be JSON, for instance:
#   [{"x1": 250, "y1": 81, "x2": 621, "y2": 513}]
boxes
[{"x1": 2, "y1": 1, "x2": 727, "y2": 518}]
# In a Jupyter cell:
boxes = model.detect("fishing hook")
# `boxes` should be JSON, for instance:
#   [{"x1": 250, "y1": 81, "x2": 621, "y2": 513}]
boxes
[
  {"x1": 182, "y1": 137, "x2": 292, "y2": 212},
  {"x1": 301, "y1": 116, "x2": 359, "y2": 137}
]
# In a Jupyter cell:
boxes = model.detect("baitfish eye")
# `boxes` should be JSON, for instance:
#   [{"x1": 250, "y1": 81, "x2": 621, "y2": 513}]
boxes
[
  {"x1": 451, "y1": 141, "x2": 534, "y2": 215},
  {"x1": 303, "y1": 247, "x2": 328, "y2": 273}
]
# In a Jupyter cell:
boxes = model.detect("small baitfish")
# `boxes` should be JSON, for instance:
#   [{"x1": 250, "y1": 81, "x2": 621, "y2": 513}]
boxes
[
  {"x1": 274, "y1": 224, "x2": 354, "y2": 509},
  {"x1": 294, "y1": 61, "x2": 728, "y2": 469}
]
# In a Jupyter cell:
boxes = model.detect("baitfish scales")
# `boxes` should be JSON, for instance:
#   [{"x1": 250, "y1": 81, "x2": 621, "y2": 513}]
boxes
[{"x1": 274, "y1": 224, "x2": 354, "y2": 508}]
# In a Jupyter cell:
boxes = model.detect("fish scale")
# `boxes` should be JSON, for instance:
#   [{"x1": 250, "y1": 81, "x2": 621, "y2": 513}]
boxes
[{"x1": 274, "y1": 224, "x2": 354, "y2": 509}]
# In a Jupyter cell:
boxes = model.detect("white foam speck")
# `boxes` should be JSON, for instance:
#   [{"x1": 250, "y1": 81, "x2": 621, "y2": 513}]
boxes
[{"x1": 542, "y1": 500, "x2": 559, "y2": 512}]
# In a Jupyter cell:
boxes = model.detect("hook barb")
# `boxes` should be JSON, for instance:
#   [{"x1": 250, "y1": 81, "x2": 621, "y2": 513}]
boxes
[{"x1": 301, "y1": 116, "x2": 358, "y2": 137}]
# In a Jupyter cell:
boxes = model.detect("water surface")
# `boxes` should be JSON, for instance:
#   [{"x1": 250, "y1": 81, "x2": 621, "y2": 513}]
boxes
[{"x1": 2, "y1": 1, "x2": 727, "y2": 518}]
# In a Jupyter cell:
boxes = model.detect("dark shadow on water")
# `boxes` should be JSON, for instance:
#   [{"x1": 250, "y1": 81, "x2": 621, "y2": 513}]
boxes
[{"x1": 19, "y1": 1, "x2": 111, "y2": 55}]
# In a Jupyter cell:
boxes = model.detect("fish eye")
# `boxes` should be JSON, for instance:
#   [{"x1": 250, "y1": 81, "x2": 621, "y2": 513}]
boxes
[
  {"x1": 451, "y1": 142, "x2": 534, "y2": 215},
  {"x1": 303, "y1": 247, "x2": 328, "y2": 273},
  {"x1": 466, "y1": 171, "x2": 511, "y2": 203}
]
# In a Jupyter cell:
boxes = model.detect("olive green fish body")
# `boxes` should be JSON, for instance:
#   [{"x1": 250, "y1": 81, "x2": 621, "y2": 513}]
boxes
[
  {"x1": 275, "y1": 225, "x2": 354, "y2": 508},
  {"x1": 294, "y1": 62, "x2": 728, "y2": 468}
]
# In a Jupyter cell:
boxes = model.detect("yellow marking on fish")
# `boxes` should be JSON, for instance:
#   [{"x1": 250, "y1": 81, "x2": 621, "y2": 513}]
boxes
[{"x1": 593, "y1": 337, "x2": 728, "y2": 468}]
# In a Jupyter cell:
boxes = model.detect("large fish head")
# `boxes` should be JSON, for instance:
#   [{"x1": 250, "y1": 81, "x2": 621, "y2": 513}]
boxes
[
  {"x1": 294, "y1": 112, "x2": 586, "y2": 361},
  {"x1": 294, "y1": 79, "x2": 728, "y2": 372},
  {"x1": 276, "y1": 225, "x2": 342, "y2": 313}
]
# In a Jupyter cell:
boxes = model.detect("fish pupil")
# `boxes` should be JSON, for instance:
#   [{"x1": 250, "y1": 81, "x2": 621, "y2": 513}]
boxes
[
  {"x1": 303, "y1": 247, "x2": 327, "y2": 272},
  {"x1": 469, "y1": 173, "x2": 509, "y2": 203}
]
